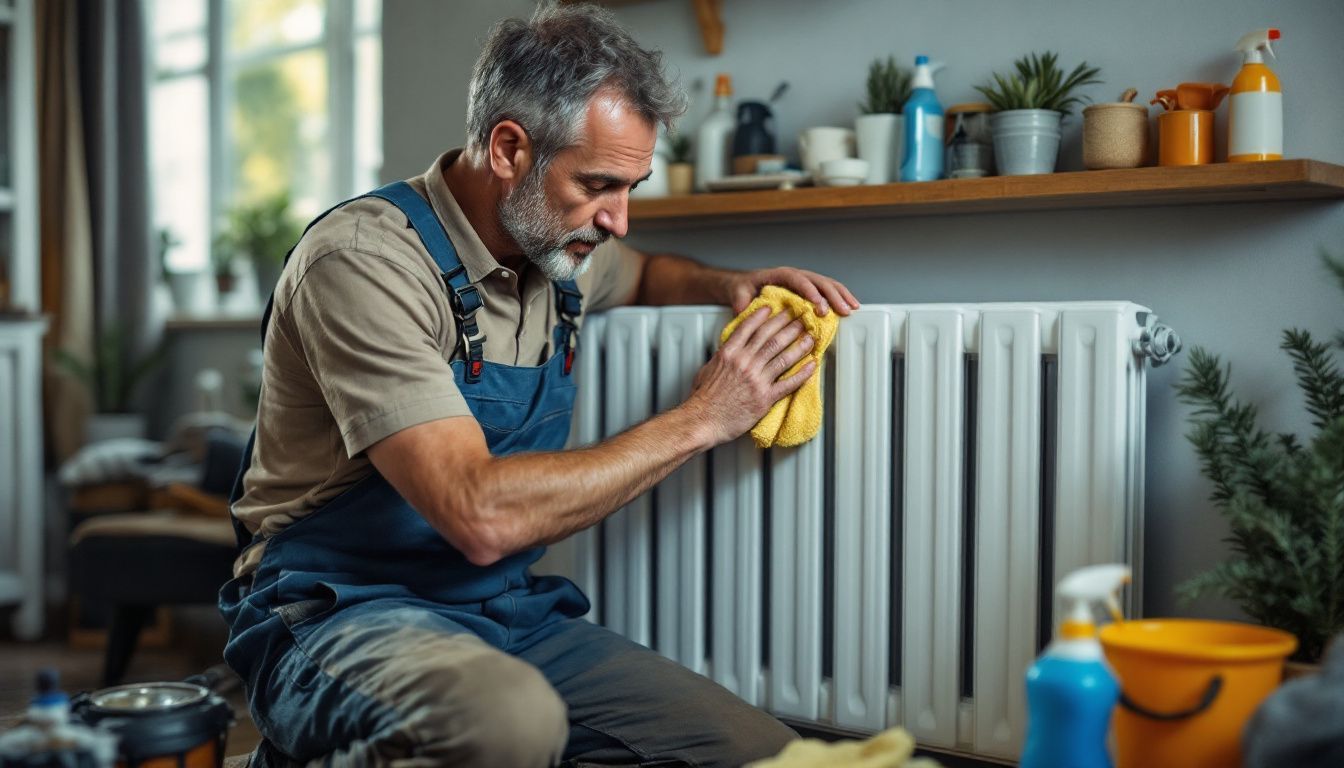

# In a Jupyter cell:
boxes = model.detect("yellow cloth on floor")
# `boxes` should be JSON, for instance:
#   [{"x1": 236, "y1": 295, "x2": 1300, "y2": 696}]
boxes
[
  {"x1": 745, "y1": 726, "x2": 943, "y2": 768},
  {"x1": 719, "y1": 285, "x2": 839, "y2": 448}
]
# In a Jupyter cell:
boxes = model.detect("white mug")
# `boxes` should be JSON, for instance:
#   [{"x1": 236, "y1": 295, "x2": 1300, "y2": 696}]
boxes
[{"x1": 798, "y1": 127, "x2": 856, "y2": 175}]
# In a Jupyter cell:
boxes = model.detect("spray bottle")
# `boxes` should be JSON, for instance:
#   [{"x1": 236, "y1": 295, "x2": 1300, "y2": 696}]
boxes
[
  {"x1": 899, "y1": 56, "x2": 944, "y2": 182},
  {"x1": 0, "y1": 669, "x2": 117, "y2": 766},
  {"x1": 695, "y1": 74, "x2": 735, "y2": 191},
  {"x1": 1228, "y1": 28, "x2": 1283, "y2": 162},
  {"x1": 1019, "y1": 565, "x2": 1129, "y2": 768}
]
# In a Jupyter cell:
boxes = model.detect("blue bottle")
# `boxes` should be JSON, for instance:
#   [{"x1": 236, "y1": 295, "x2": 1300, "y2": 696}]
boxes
[
  {"x1": 899, "y1": 55, "x2": 944, "y2": 182},
  {"x1": 1020, "y1": 564, "x2": 1129, "y2": 768}
]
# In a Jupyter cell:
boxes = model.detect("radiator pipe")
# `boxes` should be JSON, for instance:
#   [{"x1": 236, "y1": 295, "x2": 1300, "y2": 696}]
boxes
[{"x1": 1134, "y1": 318, "x2": 1182, "y2": 367}]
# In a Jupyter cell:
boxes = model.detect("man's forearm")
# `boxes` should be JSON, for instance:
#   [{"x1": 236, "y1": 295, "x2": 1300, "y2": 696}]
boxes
[
  {"x1": 464, "y1": 403, "x2": 716, "y2": 558},
  {"x1": 636, "y1": 252, "x2": 739, "y2": 306}
]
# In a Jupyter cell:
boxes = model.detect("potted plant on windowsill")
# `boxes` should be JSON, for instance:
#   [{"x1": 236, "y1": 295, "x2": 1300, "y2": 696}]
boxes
[
  {"x1": 55, "y1": 325, "x2": 168, "y2": 443},
  {"x1": 1175, "y1": 253, "x2": 1344, "y2": 668},
  {"x1": 214, "y1": 192, "x2": 303, "y2": 305},
  {"x1": 158, "y1": 227, "x2": 202, "y2": 313},
  {"x1": 856, "y1": 56, "x2": 911, "y2": 185},
  {"x1": 975, "y1": 52, "x2": 1101, "y2": 175},
  {"x1": 667, "y1": 132, "x2": 693, "y2": 196}
]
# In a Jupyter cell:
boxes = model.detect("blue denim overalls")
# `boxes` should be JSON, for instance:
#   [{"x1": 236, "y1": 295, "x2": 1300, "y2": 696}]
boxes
[{"x1": 218, "y1": 181, "x2": 591, "y2": 749}]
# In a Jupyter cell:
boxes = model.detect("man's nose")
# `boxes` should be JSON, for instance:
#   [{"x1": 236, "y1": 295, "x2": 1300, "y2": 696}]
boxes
[{"x1": 594, "y1": 194, "x2": 629, "y2": 239}]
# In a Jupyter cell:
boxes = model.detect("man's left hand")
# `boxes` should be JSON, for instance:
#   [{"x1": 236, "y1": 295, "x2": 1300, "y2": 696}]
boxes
[{"x1": 728, "y1": 267, "x2": 860, "y2": 317}]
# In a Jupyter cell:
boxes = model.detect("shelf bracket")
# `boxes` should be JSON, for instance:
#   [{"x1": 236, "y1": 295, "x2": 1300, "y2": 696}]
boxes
[{"x1": 691, "y1": 0, "x2": 723, "y2": 55}]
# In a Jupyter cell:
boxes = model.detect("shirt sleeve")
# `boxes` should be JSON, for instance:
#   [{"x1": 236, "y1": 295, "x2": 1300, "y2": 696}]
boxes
[
  {"x1": 277, "y1": 248, "x2": 471, "y2": 457},
  {"x1": 577, "y1": 237, "x2": 646, "y2": 312}
]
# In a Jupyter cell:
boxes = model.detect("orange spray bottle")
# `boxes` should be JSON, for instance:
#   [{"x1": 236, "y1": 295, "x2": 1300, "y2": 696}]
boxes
[{"x1": 1228, "y1": 28, "x2": 1282, "y2": 162}]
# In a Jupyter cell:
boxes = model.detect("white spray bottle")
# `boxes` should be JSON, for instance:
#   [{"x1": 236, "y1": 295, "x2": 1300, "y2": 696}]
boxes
[{"x1": 1229, "y1": 28, "x2": 1283, "y2": 162}]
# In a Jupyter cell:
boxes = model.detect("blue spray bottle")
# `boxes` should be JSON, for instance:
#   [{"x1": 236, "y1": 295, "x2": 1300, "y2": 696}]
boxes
[
  {"x1": 1020, "y1": 564, "x2": 1129, "y2": 768},
  {"x1": 899, "y1": 55, "x2": 944, "y2": 182}
]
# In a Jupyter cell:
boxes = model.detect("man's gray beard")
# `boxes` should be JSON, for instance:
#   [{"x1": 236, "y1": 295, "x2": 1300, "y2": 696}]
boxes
[{"x1": 498, "y1": 166, "x2": 608, "y2": 282}]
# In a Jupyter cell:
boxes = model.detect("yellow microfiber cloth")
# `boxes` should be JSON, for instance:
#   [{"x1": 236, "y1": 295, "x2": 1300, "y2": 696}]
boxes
[
  {"x1": 719, "y1": 285, "x2": 839, "y2": 448},
  {"x1": 744, "y1": 726, "x2": 944, "y2": 768}
]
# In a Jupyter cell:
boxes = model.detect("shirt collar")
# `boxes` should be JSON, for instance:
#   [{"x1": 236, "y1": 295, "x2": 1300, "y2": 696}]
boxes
[{"x1": 422, "y1": 149, "x2": 502, "y2": 285}]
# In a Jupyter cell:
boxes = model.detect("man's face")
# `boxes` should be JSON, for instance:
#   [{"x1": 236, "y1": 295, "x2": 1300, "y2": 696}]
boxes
[{"x1": 498, "y1": 90, "x2": 655, "y2": 281}]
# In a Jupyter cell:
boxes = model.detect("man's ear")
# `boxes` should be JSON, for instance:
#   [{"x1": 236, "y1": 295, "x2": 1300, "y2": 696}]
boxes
[{"x1": 487, "y1": 120, "x2": 532, "y2": 186}]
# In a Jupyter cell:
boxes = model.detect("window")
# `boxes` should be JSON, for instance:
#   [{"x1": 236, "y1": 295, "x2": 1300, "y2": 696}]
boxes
[{"x1": 149, "y1": 0, "x2": 381, "y2": 277}]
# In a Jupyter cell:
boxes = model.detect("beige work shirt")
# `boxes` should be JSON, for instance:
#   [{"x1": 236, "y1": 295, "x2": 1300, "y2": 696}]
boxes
[{"x1": 231, "y1": 150, "x2": 645, "y2": 577}]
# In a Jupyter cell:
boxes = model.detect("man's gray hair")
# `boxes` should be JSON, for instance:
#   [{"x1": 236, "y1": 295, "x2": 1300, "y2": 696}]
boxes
[{"x1": 465, "y1": 2, "x2": 686, "y2": 169}]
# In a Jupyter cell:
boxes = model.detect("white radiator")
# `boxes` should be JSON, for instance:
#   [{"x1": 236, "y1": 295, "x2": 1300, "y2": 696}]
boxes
[{"x1": 538, "y1": 302, "x2": 1175, "y2": 761}]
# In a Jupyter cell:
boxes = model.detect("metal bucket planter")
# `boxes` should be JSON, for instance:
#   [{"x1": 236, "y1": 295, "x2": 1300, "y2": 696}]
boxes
[{"x1": 991, "y1": 108, "x2": 1062, "y2": 175}]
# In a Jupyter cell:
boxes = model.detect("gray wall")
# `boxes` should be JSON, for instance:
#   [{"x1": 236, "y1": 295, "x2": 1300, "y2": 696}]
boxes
[{"x1": 381, "y1": 0, "x2": 1344, "y2": 619}]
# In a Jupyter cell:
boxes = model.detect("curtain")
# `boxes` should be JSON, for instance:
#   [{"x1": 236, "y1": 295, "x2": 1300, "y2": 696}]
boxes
[
  {"x1": 37, "y1": 0, "x2": 95, "y2": 463},
  {"x1": 38, "y1": 0, "x2": 155, "y2": 463}
]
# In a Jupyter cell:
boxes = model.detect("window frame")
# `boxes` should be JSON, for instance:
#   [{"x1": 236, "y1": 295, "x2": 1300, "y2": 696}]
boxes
[{"x1": 150, "y1": 0, "x2": 379, "y2": 273}]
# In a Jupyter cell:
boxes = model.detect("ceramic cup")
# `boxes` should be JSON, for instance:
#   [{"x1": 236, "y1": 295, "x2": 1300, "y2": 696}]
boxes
[
  {"x1": 1157, "y1": 110, "x2": 1214, "y2": 166},
  {"x1": 798, "y1": 127, "x2": 856, "y2": 176}
]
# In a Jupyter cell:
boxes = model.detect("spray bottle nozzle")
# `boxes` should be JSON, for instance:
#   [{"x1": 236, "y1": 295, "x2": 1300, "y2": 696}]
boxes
[
  {"x1": 1056, "y1": 564, "x2": 1131, "y2": 640},
  {"x1": 1237, "y1": 28, "x2": 1281, "y2": 62}
]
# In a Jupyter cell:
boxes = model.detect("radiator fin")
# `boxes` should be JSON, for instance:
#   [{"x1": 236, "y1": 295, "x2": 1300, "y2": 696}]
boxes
[
  {"x1": 972, "y1": 311, "x2": 1042, "y2": 758},
  {"x1": 901, "y1": 310, "x2": 965, "y2": 747},
  {"x1": 832, "y1": 309, "x2": 894, "y2": 731}
]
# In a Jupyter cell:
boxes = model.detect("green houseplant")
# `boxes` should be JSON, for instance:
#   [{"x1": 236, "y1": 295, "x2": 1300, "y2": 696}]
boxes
[
  {"x1": 1175, "y1": 254, "x2": 1344, "y2": 663},
  {"x1": 56, "y1": 325, "x2": 167, "y2": 441},
  {"x1": 213, "y1": 192, "x2": 303, "y2": 303},
  {"x1": 855, "y1": 56, "x2": 912, "y2": 184},
  {"x1": 975, "y1": 51, "x2": 1102, "y2": 175},
  {"x1": 667, "y1": 132, "x2": 693, "y2": 196},
  {"x1": 858, "y1": 56, "x2": 912, "y2": 116}
]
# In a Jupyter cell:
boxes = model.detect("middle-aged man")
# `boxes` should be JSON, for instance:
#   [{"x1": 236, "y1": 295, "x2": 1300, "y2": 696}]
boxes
[{"x1": 220, "y1": 4, "x2": 860, "y2": 767}]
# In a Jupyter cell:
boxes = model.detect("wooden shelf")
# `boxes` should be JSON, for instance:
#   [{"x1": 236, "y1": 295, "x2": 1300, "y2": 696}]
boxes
[{"x1": 629, "y1": 159, "x2": 1344, "y2": 229}]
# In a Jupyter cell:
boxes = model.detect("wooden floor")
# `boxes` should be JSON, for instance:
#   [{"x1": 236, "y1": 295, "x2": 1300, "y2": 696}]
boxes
[
  {"x1": 0, "y1": 605, "x2": 262, "y2": 760},
  {"x1": 1, "y1": 606, "x2": 1002, "y2": 767}
]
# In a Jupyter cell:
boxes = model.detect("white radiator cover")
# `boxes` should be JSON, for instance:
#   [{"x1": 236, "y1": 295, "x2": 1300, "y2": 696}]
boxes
[{"x1": 537, "y1": 302, "x2": 1152, "y2": 760}]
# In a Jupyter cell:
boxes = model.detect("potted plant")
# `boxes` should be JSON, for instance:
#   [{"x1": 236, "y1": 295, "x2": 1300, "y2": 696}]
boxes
[
  {"x1": 667, "y1": 132, "x2": 694, "y2": 196},
  {"x1": 213, "y1": 192, "x2": 303, "y2": 305},
  {"x1": 157, "y1": 228, "x2": 202, "y2": 313},
  {"x1": 56, "y1": 325, "x2": 167, "y2": 443},
  {"x1": 975, "y1": 52, "x2": 1101, "y2": 175},
  {"x1": 856, "y1": 56, "x2": 911, "y2": 184},
  {"x1": 210, "y1": 239, "x2": 239, "y2": 298},
  {"x1": 1174, "y1": 254, "x2": 1344, "y2": 665}
]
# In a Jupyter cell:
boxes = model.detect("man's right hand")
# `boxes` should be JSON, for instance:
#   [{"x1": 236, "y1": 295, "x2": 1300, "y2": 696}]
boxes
[{"x1": 683, "y1": 307, "x2": 817, "y2": 446}]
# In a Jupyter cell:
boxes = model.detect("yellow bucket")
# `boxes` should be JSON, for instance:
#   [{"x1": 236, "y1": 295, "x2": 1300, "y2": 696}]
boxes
[{"x1": 1099, "y1": 619, "x2": 1297, "y2": 768}]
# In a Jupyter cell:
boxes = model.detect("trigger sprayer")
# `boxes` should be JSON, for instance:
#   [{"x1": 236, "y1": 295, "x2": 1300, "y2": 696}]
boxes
[
  {"x1": 1019, "y1": 564, "x2": 1131, "y2": 768},
  {"x1": 1229, "y1": 28, "x2": 1283, "y2": 162}
]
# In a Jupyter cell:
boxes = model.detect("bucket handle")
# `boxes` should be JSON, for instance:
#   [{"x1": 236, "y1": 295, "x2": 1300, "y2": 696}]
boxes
[{"x1": 1120, "y1": 674, "x2": 1223, "y2": 721}]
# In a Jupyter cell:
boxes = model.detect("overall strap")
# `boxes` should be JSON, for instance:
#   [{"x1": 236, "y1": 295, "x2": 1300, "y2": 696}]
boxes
[
  {"x1": 366, "y1": 181, "x2": 486, "y2": 383},
  {"x1": 553, "y1": 279, "x2": 582, "y2": 375},
  {"x1": 256, "y1": 180, "x2": 486, "y2": 382}
]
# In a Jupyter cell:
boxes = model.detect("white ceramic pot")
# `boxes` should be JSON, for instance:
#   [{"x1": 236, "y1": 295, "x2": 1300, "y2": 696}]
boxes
[
  {"x1": 991, "y1": 109, "x2": 1063, "y2": 175},
  {"x1": 254, "y1": 258, "x2": 284, "y2": 306},
  {"x1": 855, "y1": 113, "x2": 902, "y2": 184},
  {"x1": 166, "y1": 271, "x2": 204, "y2": 312},
  {"x1": 631, "y1": 152, "x2": 669, "y2": 199}
]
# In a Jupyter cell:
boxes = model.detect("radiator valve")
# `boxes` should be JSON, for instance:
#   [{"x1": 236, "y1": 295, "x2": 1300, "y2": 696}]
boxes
[{"x1": 1134, "y1": 314, "x2": 1181, "y2": 366}]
